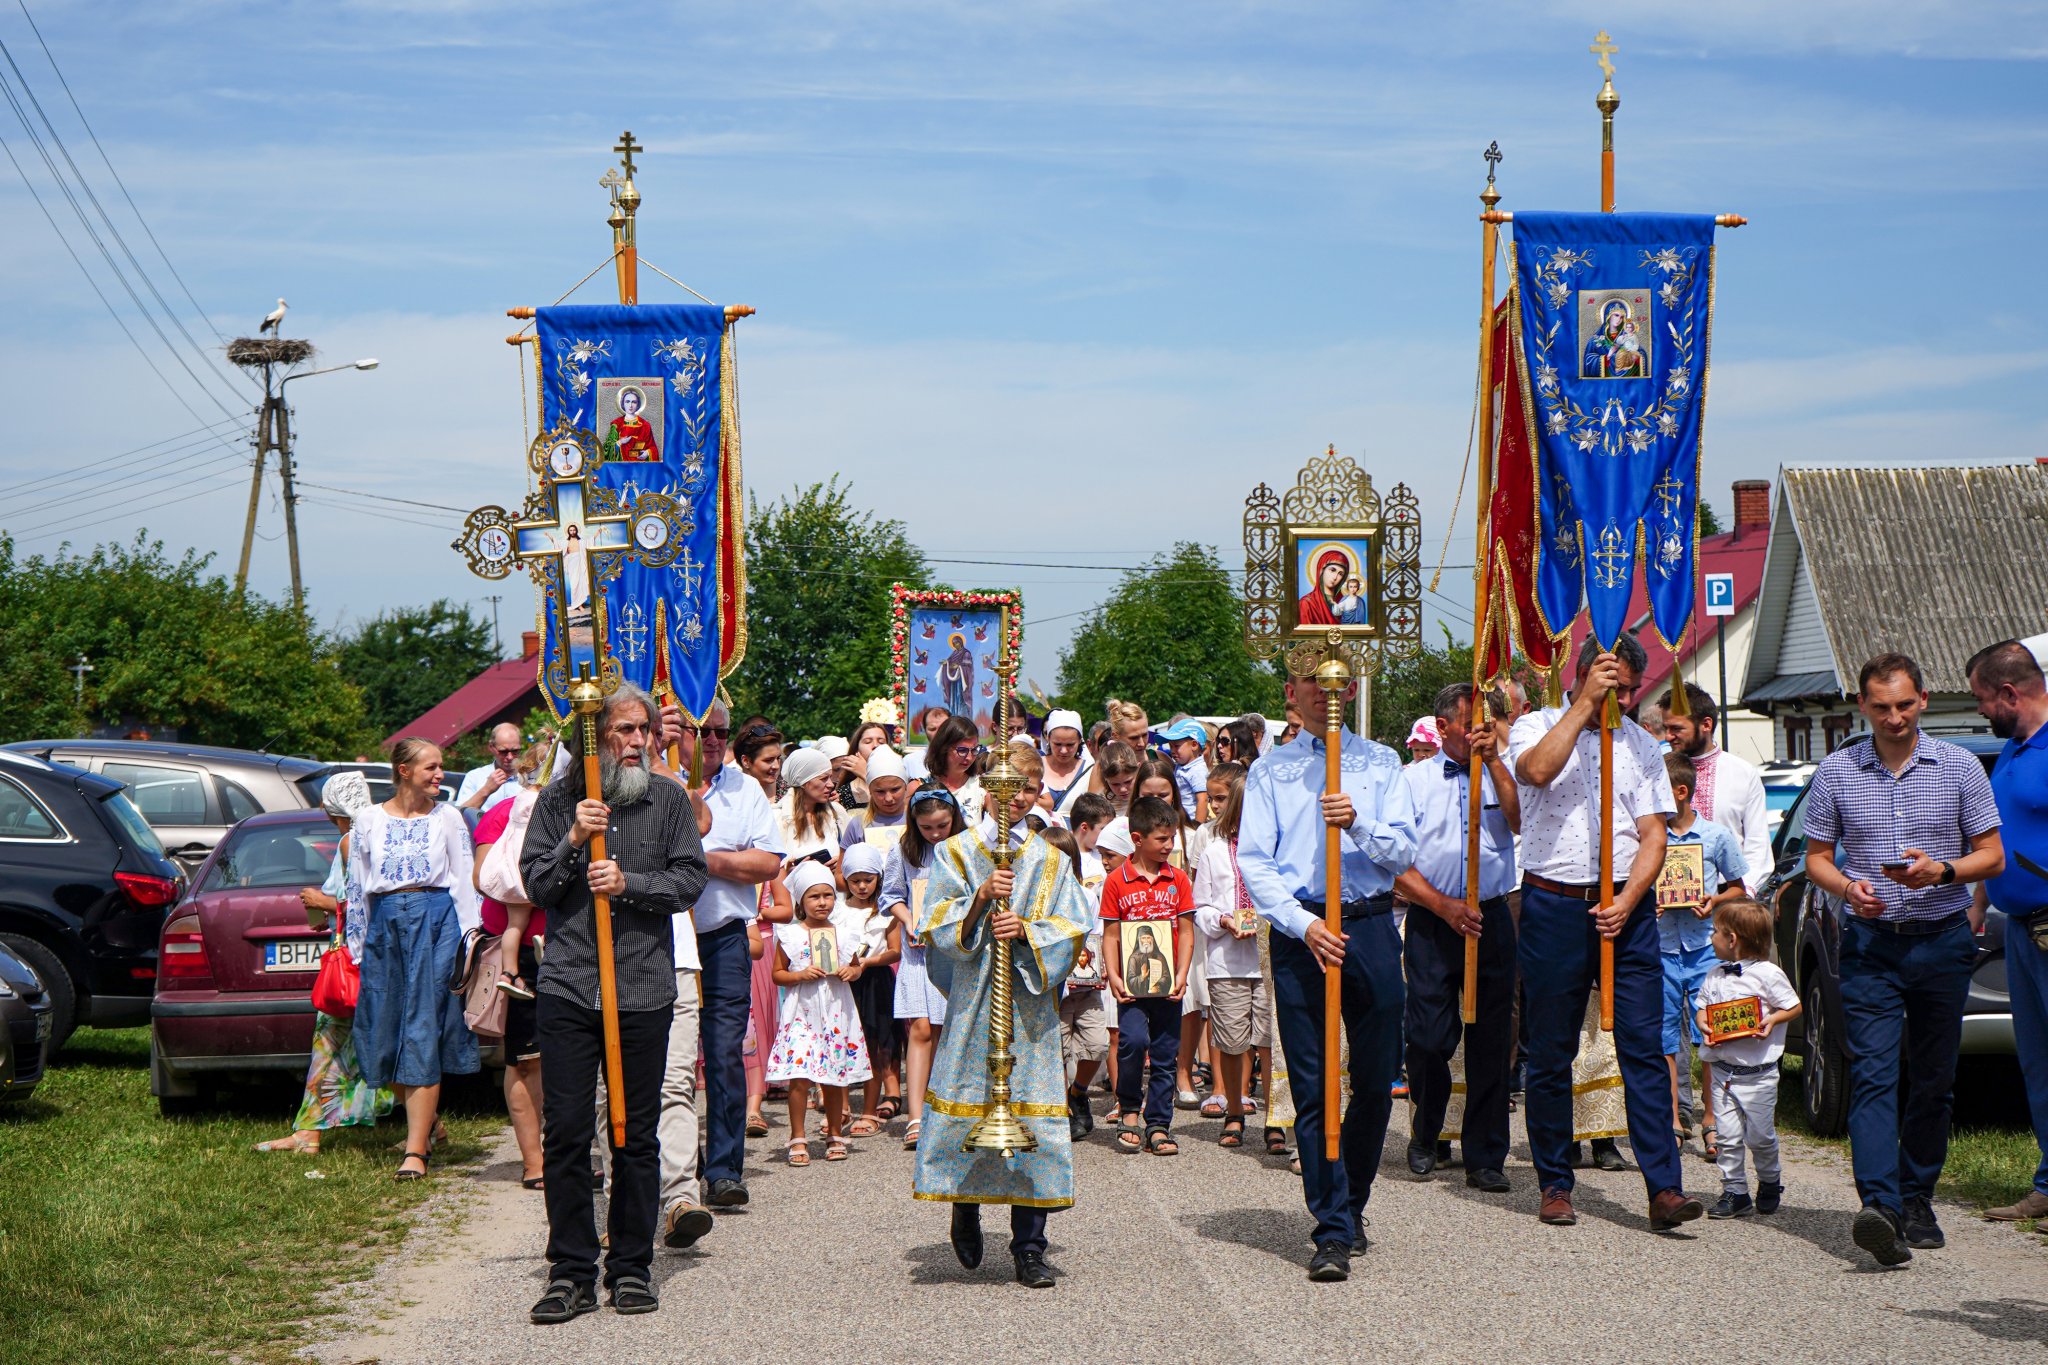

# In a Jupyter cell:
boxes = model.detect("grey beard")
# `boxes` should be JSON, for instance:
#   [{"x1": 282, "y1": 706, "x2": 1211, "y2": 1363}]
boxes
[{"x1": 599, "y1": 750, "x2": 651, "y2": 806}]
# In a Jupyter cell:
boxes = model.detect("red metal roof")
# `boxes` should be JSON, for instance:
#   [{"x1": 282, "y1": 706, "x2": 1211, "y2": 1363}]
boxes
[
  {"x1": 384, "y1": 657, "x2": 543, "y2": 750},
  {"x1": 1565, "y1": 525, "x2": 1769, "y2": 699}
]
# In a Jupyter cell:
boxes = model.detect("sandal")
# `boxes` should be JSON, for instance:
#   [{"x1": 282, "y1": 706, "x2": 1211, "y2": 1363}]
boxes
[
  {"x1": 1219, "y1": 1118, "x2": 1246, "y2": 1148},
  {"x1": 786, "y1": 1138, "x2": 811, "y2": 1168},
  {"x1": 1145, "y1": 1127, "x2": 1180, "y2": 1157},
  {"x1": 846, "y1": 1115, "x2": 882, "y2": 1138},
  {"x1": 825, "y1": 1137, "x2": 849, "y2": 1161},
  {"x1": 521, "y1": 1175, "x2": 545, "y2": 1190},
  {"x1": 1700, "y1": 1124, "x2": 1719, "y2": 1161},
  {"x1": 1174, "y1": 1088, "x2": 1200, "y2": 1111},
  {"x1": 902, "y1": 1118, "x2": 921, "y2": 1150},
  {"x1": 1116, "y1": 1114, "x2": 1144, "y2": 1154},
  {"x1": 874, "y1": 1096, "x2": 902, "y2": 1123},
  {"x1": 1199, "y1": 1095, "x2": 1227, "y2": 1118},
  {"x1": 745, "y1": 1114, "x2": 770, "y2": 1138},
  {"x1": 495, "y1": 969, "x2": 536, "y2": 1001},
  {"x1": 1264, "y1": 1126, "x2": 1290, "y2": 1156},
  {"x1": 1192, "y1": 1062, "x2": 1213, "y2": 1088},
  {"x1": 394, "y1": 1150, "x2": 430, "y2": 1181},
  {"x1": 255, "y1": 1133, "x2": 319, "y2": 1154}
]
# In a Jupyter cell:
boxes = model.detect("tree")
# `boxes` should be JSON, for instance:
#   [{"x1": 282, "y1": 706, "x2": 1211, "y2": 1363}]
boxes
[
  {"x1": 1369, "y1": 628, "x2": 1544, "y2": 748},
  {"x1": 331, "y1": 600, "x2": 497, "y2": 743},
  {"x1": 1056, "y1": 542, "x2": 1283, "y2": 721},
  {"x1": 1698, "y1": 497, "x2": 1723, "y2": 537},
  {"x1": 0, "y1": 534, "x2": 369, "y2": 754},
  {"x1": 726, "y1": 478, "x2": 931, "y2": 740}
]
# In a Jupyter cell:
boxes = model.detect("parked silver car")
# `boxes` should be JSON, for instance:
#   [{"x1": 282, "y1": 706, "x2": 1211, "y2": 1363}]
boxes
[{"x1": 0, "y1": 741, "x2": 331, "y2": 872}]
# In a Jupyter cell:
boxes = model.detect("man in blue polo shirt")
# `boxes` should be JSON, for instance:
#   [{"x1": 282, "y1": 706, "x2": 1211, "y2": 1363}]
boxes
[
  {"x1": 1802, "y1": 652, "x2": 2004, "y2": 1268},
  {"x1": 1967, "y1": 640, "x2": 2048, "y2": 1227}
]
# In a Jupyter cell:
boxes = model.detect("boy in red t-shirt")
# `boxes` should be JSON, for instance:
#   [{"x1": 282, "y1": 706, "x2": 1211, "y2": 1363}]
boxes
[{"x1": 1103, "y1": 796, "x2": 1195, "y2": 1155}]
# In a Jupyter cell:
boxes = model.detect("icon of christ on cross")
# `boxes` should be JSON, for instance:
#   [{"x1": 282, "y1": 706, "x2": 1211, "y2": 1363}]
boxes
[{"x1": 516, "y1": 477, "x2": 632, "y2": 677}]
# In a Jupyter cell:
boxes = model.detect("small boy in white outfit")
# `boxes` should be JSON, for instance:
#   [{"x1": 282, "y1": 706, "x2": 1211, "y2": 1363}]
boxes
[
  {"x1": 1058, "y1": 797, "x2": 1120, "y2": 1138},
  {"x1": 1695, "y1": 898, "x2": 1801, "y2": 1219}
]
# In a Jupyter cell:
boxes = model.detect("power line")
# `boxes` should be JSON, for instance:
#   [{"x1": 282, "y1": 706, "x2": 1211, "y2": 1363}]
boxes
[
  {"x1": 0, "y1": 419, "x2": 245, "y2": 501},
  {"x1": 0, "y1": 27, "x2": 246, "y2": 404},
  {"x1": 296, "y1": 481, "x2": 469, "y2": 515},
  {"x1": 0, "y1": 59, "x2": 244, "y2": 423},
  {"x1": 4, "y1": 445, "x2": 249, "y2": 524},
  {"x1": 14, "y1": 1, "x2": 236, "y2": 350},
  {"x1": 19, "y1": 469, "x2": 251, "y2": 546}
]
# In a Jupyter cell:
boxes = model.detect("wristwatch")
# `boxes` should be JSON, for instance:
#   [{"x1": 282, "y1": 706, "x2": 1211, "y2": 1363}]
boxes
[{"x1": 1939, "y1": 860, "x2": 1957, "y2": 886}]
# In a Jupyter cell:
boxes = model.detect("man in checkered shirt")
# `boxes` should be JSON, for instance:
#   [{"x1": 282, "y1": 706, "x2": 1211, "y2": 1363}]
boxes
[{"x1": 1802, "y1": 652, "x2": 2004, "y2": 1269}]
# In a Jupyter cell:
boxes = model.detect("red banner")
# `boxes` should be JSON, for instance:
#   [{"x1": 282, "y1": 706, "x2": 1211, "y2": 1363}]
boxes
[{"x1": 1481, "y1": 291, "x2": 1562, "y2": 680}]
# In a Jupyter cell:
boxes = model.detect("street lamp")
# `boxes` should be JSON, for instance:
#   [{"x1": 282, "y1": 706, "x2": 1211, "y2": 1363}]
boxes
[{"x1": 273, "y1": 358, "x2": 380, "y2": 610}]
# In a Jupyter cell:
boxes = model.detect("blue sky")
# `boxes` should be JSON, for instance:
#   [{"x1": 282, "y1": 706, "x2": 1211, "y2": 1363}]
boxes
[{"x1": 2, "y1": 1, "x2": 2043, "y2": 695}]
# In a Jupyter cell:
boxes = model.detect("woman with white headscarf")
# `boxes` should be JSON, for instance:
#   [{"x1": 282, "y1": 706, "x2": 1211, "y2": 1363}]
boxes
[
  {"x1": 775, "y1": 746, "x2": 849, "y2": 866},
  {"x1": 254, "y1": 772, "x2": 396, "y2": 1153}
]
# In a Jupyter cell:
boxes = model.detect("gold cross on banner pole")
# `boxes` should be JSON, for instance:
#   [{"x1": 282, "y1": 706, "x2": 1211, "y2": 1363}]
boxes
[
  {"x1": 1590, "y1": 29, "x2": 1617, "y2": 79},
  {"x1": 613, "y1": 130, "x2": 643, "y2": 182}
]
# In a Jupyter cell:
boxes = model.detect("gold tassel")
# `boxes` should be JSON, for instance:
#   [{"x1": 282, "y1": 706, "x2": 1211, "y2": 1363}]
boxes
[{"x1": 1668, "y1": 630, "x2": 1692, "y2": 717}]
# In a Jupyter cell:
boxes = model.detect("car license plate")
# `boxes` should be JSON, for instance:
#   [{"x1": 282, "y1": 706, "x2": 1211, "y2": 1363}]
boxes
[{"x1": 264, "y1": 939, "x2": 327, "y2": 973}]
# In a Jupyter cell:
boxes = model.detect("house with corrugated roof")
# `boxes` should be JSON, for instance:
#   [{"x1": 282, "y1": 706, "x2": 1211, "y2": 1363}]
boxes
[{"x1": 1739, "y1": 461, "x2": 2048, "y2": 761}]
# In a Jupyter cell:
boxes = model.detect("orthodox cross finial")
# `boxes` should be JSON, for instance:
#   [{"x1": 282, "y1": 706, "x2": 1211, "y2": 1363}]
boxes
[
  {"x1": 1483, "y1": 141, "x2": 1502, "y2": 186},
  {"x1": 613, "y1": 130, "x2": 643, "y2": 181},
  {"x1": 1590, "y1": 30, "x2": 1618, "y2": 80}
]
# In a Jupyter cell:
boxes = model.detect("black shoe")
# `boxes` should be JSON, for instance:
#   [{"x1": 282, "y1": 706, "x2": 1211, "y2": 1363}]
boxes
[
  {"x1": 607, "y1": 1277, "x2": 658, "y2": 1315},
  {"x1": 1351, "y1": 1218, "x2": 1371, "y2": 1256},
  {"x1": 1436, "y1": 1139, "x2": 1454, "y2": 1165},
  {"x1": 1755, "y1": 1181, "x2": 1783, "y2": 1215},
  {"x1": 662, "y1": 1201, "x2": 714, "y2": 1249},
  {"x1": 1901, "y1": 1195, "x2": 1945, "y2": 1249},
  {"x1": 1852, "y1": 1204, "x2": 1914, "y2": 1268},
  {"x1": 706, "y1": 1178, "x2": 749, "y2": 1208},
  {"x1": 529, "y1": 1279, "x2": 598, "y2": 1325},
  {"x1": 1708, "y1": 1192, "x2": 1754, "y2": 1220},
  {"x1": 1013, "y1": 1248, "x2": 1054, "y2": 1289},
  {"x1": 1406, "y1": 1143, "x2": 1437, "y2": 1176},
  {"x1": 1307, "y1": 1240, "x2": 1351, "y2": 1282},
  {"x1": 950, "y1": 1204, "x2": 985, "y2": 1270},
  {"x1": 1591, "y1": 1139, "x2": 1628, "y2": 1172},
  {"x1": 1067, "y1": 1090, "x2": 1094, "y2": 1141},
  {"x1": 1466, "y1": 1168, "x2": 1510, "y2": 1193}
]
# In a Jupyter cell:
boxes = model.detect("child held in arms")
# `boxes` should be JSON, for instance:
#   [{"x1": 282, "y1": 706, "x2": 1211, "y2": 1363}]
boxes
[{"x1": 915, "y1": 743, "x2": 1090, "y2": 1289}]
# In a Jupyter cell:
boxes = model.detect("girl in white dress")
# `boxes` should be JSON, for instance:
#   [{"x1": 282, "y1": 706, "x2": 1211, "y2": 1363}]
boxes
[{"x1": 768, "y1": 862, "x2": 872, "y2": 1164}]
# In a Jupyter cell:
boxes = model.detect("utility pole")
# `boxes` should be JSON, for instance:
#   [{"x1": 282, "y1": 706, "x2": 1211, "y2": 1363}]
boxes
[
  {"x1": 485, "y1": 594, "x2": 504, "y2": 655},
  {"x1": 275, "y1": 397, "x2": 303, "y2": 611},
  {"x1": 236, "y1": 372, "x2": 275, "y2": 596}
]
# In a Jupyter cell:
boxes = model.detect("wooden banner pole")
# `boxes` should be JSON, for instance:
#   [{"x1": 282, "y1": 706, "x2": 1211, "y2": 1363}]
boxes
[
  {"x1": 569, "y1": 676, "x2": 629, "y2": 1148},
  {"x1": 1316, "y1": 657, "x2": 1351, "y2": 1163},
  {"x1": 1463, "y1": 153, "x2": 1506, "y2": 1027}
]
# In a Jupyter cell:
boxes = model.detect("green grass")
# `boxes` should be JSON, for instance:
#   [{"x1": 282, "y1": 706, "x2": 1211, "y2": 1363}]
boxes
[
  {"x1": 0, "y1": 1028, "x2": 499, "y2": 1364},
  {"x1": 1774, "y1": 1053, "x2": 2043, "y2": 1221}
]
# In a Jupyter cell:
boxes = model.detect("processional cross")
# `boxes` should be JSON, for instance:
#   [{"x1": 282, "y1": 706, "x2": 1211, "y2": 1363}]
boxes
[
  {"x1": 1590, "y1": 30, "x2": 1618, "y2": 79},
  {"x1": 613, "y1": 131, "x2": 643, "y2": 181}
]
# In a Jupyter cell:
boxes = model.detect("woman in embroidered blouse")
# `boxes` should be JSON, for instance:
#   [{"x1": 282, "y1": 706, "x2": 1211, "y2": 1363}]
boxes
[{"x1": 349, "y1": 738, "x2": 482, "y2": 1180}]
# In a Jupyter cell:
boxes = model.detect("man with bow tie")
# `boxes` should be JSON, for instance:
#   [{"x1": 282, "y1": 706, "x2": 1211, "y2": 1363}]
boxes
[{"x1": 1393, "y1": 683, "x2": 1521, "y2": 1193}]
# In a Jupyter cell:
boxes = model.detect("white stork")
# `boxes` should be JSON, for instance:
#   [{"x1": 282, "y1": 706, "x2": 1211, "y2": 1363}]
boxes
[{"x1": 259, "y1": 298, "x2": 288, "y2": 335}]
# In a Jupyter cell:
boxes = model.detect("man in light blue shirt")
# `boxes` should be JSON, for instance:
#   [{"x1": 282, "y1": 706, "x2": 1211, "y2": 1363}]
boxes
[
  {"x1": 456, "y1": 723, "x2": 525, "y2": 812},
  {"x1": 1658, "y1": 749, "x2": 1747, "y2": 1151},
  {"x1": 1237, "y1": 666, "x2": 1416, "y2": 1282},
  {"x1": 1393, "y1": 683, "x2": 1519, "y2": 1191}
]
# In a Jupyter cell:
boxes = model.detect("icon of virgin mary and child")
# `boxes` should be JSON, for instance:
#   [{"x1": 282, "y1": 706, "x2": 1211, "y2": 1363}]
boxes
[
  {"x1": 1297, "y1": 546, "x2": 1370, "y2": 628},
  {"x1": 1583, "y1": 298, "x2": 1649, "y2": 380}
]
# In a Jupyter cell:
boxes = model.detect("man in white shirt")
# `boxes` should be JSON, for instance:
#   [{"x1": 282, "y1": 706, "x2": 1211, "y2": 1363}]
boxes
[
  {"x1": 457, "y1": 723, "x2": 525, "y2": 811},
  {"x1": 1395, "y1": 683, "x2": 1519, "y2": 1192},
  {"x1": 1659, "y1": 683, "x2": 1771, "y2": 893},
  {"x1": 657, "y1": 701, "x2": 782, "y2": 1220},
  {"x1": 1510, "y1": 632, "x2": 1697, "y2": 1233}
]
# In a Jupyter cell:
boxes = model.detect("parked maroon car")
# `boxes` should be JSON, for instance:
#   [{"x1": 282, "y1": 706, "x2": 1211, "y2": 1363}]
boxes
[{"x1": 150, "y1": 811, "x2": 340, "y2": 1115}]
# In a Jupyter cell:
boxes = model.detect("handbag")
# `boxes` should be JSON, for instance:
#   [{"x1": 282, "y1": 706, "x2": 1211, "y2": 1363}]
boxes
[
  {"x1": 310, "y1": 920, "x2": 359, "y2": 1018},
  {"x1": 463, "y1": 934, "x2": 508, "y2": 1039}
]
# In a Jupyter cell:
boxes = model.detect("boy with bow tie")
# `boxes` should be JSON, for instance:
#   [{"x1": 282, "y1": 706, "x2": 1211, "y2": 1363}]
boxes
[{"x1": 1695, "y1": 899, "x2": 1801, "y2": 1219}]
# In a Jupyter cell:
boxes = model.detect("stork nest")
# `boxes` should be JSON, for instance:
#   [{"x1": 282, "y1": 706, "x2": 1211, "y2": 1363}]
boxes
[{"x1": 227, "y1": 337, "x2": 316, "y2": 368}]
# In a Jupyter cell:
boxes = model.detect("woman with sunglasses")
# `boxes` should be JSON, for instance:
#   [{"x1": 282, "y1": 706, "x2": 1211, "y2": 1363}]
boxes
[
  {"x1": 883, "y1": 785, "x2": 967, "y2": 1148},
  {"x1": 914, "y1": 714, "x2": 985, "y2": 825}
]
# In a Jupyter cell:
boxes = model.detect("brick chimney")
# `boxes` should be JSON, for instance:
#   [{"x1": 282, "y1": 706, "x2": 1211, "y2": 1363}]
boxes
[
  {"x1": 1732, "y1": 479, "x2": 1770, "y2": 542},
  {"x1": 521, "y1": 630, "x2": 540, "y2": 659}
]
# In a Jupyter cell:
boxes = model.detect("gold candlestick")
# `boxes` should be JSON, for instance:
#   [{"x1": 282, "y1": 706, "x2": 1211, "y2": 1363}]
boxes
[{"x1": 964, "y1": 666, "x2": 1035, "y2": 1157}]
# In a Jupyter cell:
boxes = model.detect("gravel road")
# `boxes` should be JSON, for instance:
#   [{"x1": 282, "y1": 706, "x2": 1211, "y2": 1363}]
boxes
[{"x1": 309, "y1": 1093, "x2": 2048, "y2": 1365}]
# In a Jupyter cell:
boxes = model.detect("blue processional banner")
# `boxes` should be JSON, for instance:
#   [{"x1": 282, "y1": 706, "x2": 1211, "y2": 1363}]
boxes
[
  {"x1": 535, "y1": 303, "x2": 740, "y2": 720},
  {"x1": 1513, "y1": 212, "x2": 1716, "y2": 649}
]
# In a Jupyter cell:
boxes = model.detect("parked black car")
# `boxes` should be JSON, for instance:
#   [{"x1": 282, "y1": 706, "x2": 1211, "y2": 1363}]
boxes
[
  {"x1": 0, "y1": 939, "x2": 54, "y2": 1103},
  {"x1": 0, "y1": 750, "x2": 185, "y2": 1051},
  {"x1": 1763, "y1": 732, "x2": 2009, "y2": 1137}
]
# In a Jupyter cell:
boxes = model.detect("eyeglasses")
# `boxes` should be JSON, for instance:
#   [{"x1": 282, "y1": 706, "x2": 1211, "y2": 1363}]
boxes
[
  {"x1": 951, "y1": 743, "x2": 978, "y2": 757},
  {"x1": 700, "y1": 726, "x2": 731, "y2": 739},
  {"x1": 492, "y1": 746, "x2": 520, "y2": 756}
]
